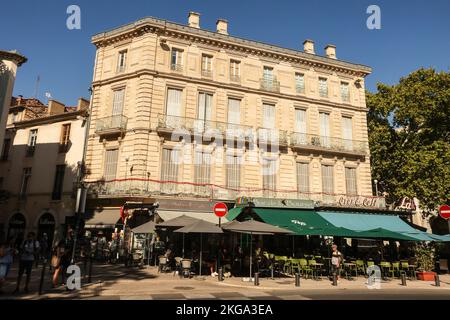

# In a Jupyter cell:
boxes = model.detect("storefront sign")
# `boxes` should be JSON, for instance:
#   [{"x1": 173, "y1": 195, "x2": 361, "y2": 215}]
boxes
[
  {"x1": 236, "y1": 197, "x2": 315, "y2": 209},
  {"x1": 396, "y1": 197, "x2": 417, "y2": 211},
  {"x1": 335, "y1": 195, "x2": 386, "y2": 209}
]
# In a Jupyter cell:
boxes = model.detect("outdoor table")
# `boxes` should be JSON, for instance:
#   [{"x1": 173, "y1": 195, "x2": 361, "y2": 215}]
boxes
[
  {"x1": 322, "y1": 258, "x2": 332, "y2": 276},
  {"x1": 343, "y1": 263, "x2": 356, "y2": 280},
  {"x1": 310, "y1": 263, "x2": 324, "y2": 280},
  {"x1": 408, "y1": 265, "x2": 417, "y2": 280}
]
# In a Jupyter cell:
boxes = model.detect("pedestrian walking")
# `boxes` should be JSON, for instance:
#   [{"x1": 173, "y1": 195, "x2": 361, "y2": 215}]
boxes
[
  {"x1": 0, "y1": 240, "x2": 14, "y2": 294},
  {"x1": 51, "y1": 240, "x2": 67, "y2": 288},
  {"x1": 13, "y1": 232, "x2": 40, "y2": 294},
  {"x1": 330, "y1": 244, "x2": 343, "y2": 282}
]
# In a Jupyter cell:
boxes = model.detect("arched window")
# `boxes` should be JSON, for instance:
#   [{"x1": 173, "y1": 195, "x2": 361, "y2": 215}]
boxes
[{"x1": 8, "y1": 213, "x2": 26, "y2": 245}]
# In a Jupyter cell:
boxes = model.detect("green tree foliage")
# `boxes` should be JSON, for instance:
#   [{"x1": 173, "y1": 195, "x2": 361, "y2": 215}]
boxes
[{"x1": 367, "y1": 68, "x2": 450, "y2": 215}]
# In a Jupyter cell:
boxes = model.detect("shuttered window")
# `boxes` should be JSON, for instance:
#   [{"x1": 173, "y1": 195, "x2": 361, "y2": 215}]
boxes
[
  {"x1": 342, "y1": 116, "x2": 353, "y2": 150},
  {"x1": 52, "y1": 165, "x2": 66, "y2": 200},
  {"x1": 319, "y1": 77, "x2": 328, "y2": 97},
  {"x1": 104, "y1": 149, "x2": 119, "y2": 181},
  {"x1": 345, "y1": 167, "x2": 358, "y2": 196},
  {"x1": 319, "y1": 112, "x2": 330, "y2": 147},
  {"x1": 263, "y1": 104, "x2": 275, "y2": 129},
  {"x1": 161, "y1": 148, "x2": 180, "y2": 194},
  {"x1": 227, "y1": 98, "x2": 241, "y2": 130},
  {"x1": 166, "y1": 88, "x2": 182, "y2": 128},
  {"x1": 112, "y1": 89, "x2": 125, "y2": 116},
  {"x1": 321, "y1": 165, "x2": 334, "y2": 194},
  {"x1": 262, "y1": 158, "x2": 277, "y2": 197},
  {"x1": 341, "y1": 82, "x2": 350, "y2": 102},
  {"x1": 117, "y1": 50, "x2": 127, "y2": 73},
  {"x1": 297, "y1": 162, "x2": 309, "y2": 194},
  {"x1": 226, "y1": 154, "x2": 241, "y2": 190},
  {"x1": 196, "y1": 92, "x2": 213, "y2": 132},
  {"x1": 194, "y1": 151, "x2": 211, "y2": 194},
  {"x1": 295, "y1": 73, "x2": 305, "y2": 93}
]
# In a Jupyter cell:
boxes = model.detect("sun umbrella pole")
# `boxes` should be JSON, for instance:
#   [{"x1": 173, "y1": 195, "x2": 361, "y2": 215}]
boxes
[
  {"x1": 199, "y1": 233, "x2": 203, "y2": 277},
  {"x1": 250, "y1": 232, "x2": 253, "y2": 278},
  {"x1": 182, "y1": 233, "x2": 185, "y2": 259},
  {"x1": 292, "y1": 235, "x2": 295, "y2": 258}
]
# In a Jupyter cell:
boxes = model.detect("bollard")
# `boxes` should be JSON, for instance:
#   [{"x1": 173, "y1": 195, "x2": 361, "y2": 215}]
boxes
[
  {"x1": 332, "y1": 272, "x2": 338, "y2": 286},
  {"x1": 254, "y1": 273, "x2": 260, "y2": 286},
  {"x1": 435, "y1": 274, "x2": 440, "y2": 287},
  {"x1": 38, "y1": 259, "x2": 47, "y2": 295},
  {"x1": 401, "y1": 273, "x2": 407, "y2": 286},
  {"x1": 295, "y1": 273, "x2": 301, "y2": 287},
  {"x1": 218, "y1": 268, "x2": 224, "y2": 282}
]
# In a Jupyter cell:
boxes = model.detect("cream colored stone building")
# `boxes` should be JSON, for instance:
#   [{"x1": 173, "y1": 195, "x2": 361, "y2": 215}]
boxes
[
  {"x1": 0, "y1": 97, "x2": 89, "y2": 245},
  {"x1": 84, "y1": 12, "x2": 378, "y2": 225}
]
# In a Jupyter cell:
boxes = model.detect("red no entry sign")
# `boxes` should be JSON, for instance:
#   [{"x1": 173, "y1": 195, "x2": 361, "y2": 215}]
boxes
[
  {"x1": 439, "y1": 205, "x2": 450, "y2": 220},
  {"x1": 213, "y1": 203, "x2": 228, "y2": 218}
]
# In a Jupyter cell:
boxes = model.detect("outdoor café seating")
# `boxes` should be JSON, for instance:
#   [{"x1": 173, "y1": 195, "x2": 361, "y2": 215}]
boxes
[
  {"x1": 181, "y1": 259, "x2": 193, "y2": 278},
  {"x1": 158, "y1": 256, "x2": 170, "y2": 273}
]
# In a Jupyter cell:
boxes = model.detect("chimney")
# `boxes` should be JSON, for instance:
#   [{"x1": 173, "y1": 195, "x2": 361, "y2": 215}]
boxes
[
  {"x1": 48, "y1": 99, "x2": 66, "y2": 115},
  {"x1": 325, "y1": 45, "x2": 337, "y2": 59},
  {"x1": 16, "y1": 95, "x2": 23, "y2": 106},
  {"x1": 77, "y1": 97, "x2": 90, "y2": 111},
  {"x1": 303, "y1": 40, "x2": 315, "y2": 54},
  {"x1": 216, "y1": 19, "x2": 228, "y2": 35},
  {"x1": 188, "y1": 11, "x2": 200, "y2": 28}
]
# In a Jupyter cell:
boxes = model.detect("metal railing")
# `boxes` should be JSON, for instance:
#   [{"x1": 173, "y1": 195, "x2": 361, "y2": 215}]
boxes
[
  {"x1": 157, "y1": 114, "x2": 254, "y2": 141},
  {"x1": 201, "y1": 69, "x2": 213, "y2": 78},
  {"x1": 95, "y1": 115, "x2": 128, "y2": 134},
  {"x1": 290, "y1": 132, "x2": 368, "y2": 154},
  {"x1": 26, "y1": 146, "x2": 35, "y2": 157},
  {"x1": 295, "y1": 85, "x2": 305, "y2": 94},
  {"x1": 230, "y1": 75, "x2": 241, "y2": 83},
  {"x1": 171, "y1": 64, "x2": 183, "y2": 72},
  {"x1": 260, "y1": 77, "x2": 280, "y2": 92},
  {"x1": 257, "y1": 128, "x2": 288, "y2": 145}
]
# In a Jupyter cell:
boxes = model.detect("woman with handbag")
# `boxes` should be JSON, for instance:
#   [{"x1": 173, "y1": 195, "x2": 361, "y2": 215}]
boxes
[{"x1": 51, "y1": 241, "x2": 65, "y2": 287}]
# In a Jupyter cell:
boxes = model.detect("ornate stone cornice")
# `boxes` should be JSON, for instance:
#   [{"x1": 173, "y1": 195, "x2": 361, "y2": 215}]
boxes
[
  {"x1": 0, "y1": 50, "x2": 27, "y2": 66},
  {"x1": 91, "y1": 17, "x2": 371, "y2": 77}
]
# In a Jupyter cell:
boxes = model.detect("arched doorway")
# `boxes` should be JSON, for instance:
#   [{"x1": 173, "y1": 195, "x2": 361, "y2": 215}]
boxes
[
  {"x1": 8, "y1": 213, "x2": 26, "y2": 247},
  {"x1": 38, "y1": 212, "x2": 55, "y2": 250}
]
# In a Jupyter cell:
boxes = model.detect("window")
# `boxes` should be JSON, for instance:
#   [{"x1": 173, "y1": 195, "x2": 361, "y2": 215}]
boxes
[
  {"x1": 52, "y1": 165, "x2": 66, "y2": 200},
  {"x1": 321, "y1": 165, "x2": 334, "y2": 197},
  {"x1": 345, "y1": 167, "x2": 357, "y2": 196},
  {"x1": 341, "y1": 82, "x2": 350, "y2": 102},
  {"x1": 19, "y1": 168, "x2": 32, "y2": 199},
  {"x1": 196, "y1": 92, "x2": 213, "y2": 132},
  {"x1": 227, "y1": 98, "x2": 241, "y2": 131},
  {"x1": 194, "y1": 150, "x2": 211, "y2": 195},
  {"x1": 318, "y1": 77, "x2": 328, "y2": 98},
  {"x1": 59, "y1": 124, "x2": 71, "y2": 153},
  {"x1": 27, "y1": 129, "x2": 38, "y2": 157},
  {"x1": 262, "y1": 158, "x2": 277, "y2": 197},
  {"x1": 319, "y1": 112, "x2": 330, "y2": 147},
  {"x1": 201, "y1": 54, "x2": 213, "y2": 77},
  {"x1": 293, "y1": 109, "x2": 307, "y2": 145},
  {"x1": 160, "y1": 148, "x2": 179, "y2": 194},
  {"x1": 263, "y1": 66, "x2": 274, "y2": 80},
  {"x1": 112, "y1": 89, "x2": 125, "y2": 116},
  {"x1": 230, "y1": 60, "x2": 240, "y2": 82},
  {"x1": 103, "y1": 149, "x2": 119, "y2": 181},
  {"x1": 342, "y1": 116, "x2": 353, "y2": 150},
  {"x1": 226, "y1": 154, "x2": 241, "y2": 192},
  {"x1": 297, "y1": 162, "x2": 310, "y2": 195},
  {"x1": 117, "y1": 50, "x2": 127, "y2": 73},
  {"x1": 166, "y1": 88, "x2": 183, "y2": 128},
  {"x1": 1, "y1": 138, "x2": 11, "y2": 161},
  {"x1": 263, "y1": 104, "x2": 275, "y2": 129},
  {"x1": 171, "y1": 48, "x2": 183, "y2": 71},
  {"x1": 295, "y1": 73, "x2": 305, "y2": 93}
]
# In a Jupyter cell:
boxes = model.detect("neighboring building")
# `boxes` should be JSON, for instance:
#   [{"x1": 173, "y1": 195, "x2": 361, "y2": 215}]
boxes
[
  {"x1": 84, "y1": 12, "x2": 380, "y2": 231},
  {"x1": 0, "y1": 96, "x2": 89, "y2": 245},
  {"x1": 0, "y1": 50, "x2": 27, "y2": 155}
]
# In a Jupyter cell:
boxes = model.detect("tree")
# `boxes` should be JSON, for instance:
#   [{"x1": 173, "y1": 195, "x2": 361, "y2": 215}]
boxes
[{"x1": 367, "y1": 68, "x2": 450, "y2": 215}]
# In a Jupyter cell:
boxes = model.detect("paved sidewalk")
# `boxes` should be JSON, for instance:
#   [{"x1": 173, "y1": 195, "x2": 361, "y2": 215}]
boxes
[{"x1": 1, "y1": 262, "x2": 450, "y2": 300}]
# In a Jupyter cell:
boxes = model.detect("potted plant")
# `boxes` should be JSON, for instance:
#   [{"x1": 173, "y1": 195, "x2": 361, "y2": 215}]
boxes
[{"x1": 414, "y1": 242, "x2": 437, "y2": 281}]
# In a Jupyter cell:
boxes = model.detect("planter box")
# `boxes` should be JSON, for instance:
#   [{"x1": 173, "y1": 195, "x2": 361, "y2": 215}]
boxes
[{"x1": 417, "y1": 271, "x2": 436, "y2": 281}]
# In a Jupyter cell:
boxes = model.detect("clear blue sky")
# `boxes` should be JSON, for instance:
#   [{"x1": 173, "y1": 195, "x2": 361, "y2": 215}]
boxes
[{"x1": 1, "y1": 0, "x2": 449, "y2": 106}]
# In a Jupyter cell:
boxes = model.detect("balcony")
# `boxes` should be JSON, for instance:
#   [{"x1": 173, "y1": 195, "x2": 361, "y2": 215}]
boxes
[
  {"x1": 95, "y1": 115, "x2": 128, "y2": 136},
  {"x1": 260, "y1": 77, "x2": 280, "y2": 93},
  {"x1": 156, "y1": 114, "x2": 253, "y2": 142},
  {"x1": 257, "y1": 128, "x2": 288, "y2": 146},
  {"x1": 230, "y1": 75, "x2": 241, "y2": 84},
  {"x1": 170, "y1": 64, "x2": 183, "y2": 72},
  {"x1": 25, "y1": 146, "x2": 35, "y2": 157},
  {"x1": 290, "y1": 132, "x2": 368, "y2": 156}
]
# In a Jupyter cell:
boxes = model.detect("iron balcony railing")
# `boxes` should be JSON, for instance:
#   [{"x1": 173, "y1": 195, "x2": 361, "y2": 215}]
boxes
[
  {"x1": 257, "y1": 128, "x2": 288, "y2": 146},
  {"x1": 290, "y1": 132, "x2": 368, "y2": 154},
  {"x1": 157, "y1": 114, "x2": 254, "y2": 141},
  {"x1": 230, "y1": 75, "x2": 241, "y2": 83},
  {"x1": 95, "y1": 115, "x2": 128, "y2": 134},
  {"x1": 171, "y1": 64, "x2": 183, "y2": 72},
  {"x1": 260, "y1": 76, "x2": 280, "y2": 93},
  {"x1": 201, "y1": 69, "x2": 213, "y2": 78}
]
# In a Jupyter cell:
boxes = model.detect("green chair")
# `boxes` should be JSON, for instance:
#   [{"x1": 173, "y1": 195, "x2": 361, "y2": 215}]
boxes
[
  {"x1": 299, "y1": 259, "x2": 313, "y2": 279},
  {"x1": 379, "y1": 261, "x2": 395, "y2": 279},
  {"x1": 356, "y1": 260, "x2": 365, "y2": 276},
  {"x1": 283, "y1": 259, "x2": 292, "y2": 274},
  {"x1": 391, "y1": 262, "x2": 401, "y2": 277},
  {"x1": 291, "y1": 259, "x2": 301, "y2": 275}
]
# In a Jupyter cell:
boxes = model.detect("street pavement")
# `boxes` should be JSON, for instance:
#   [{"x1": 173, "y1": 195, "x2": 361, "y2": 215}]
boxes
[{"x1": 1, "y1": 262, "x2": 450, "y2": 300}]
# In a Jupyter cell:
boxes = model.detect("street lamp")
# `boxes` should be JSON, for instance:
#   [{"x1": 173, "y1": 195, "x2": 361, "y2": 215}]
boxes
[{"x1": 374, "y1": 179, "x2": 379, "y2": 196}]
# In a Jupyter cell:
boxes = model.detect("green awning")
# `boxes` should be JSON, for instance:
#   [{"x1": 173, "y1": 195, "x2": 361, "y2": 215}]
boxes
[
  {"x1": 226, "y1": 207, "x2": 244, "y2": 222},
  {"x1": 317, "y1": 211, "x2": 450, "y2": 242},
  {"x1": 251, "y1": 208, "x2": 352, "y2": 236}
]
